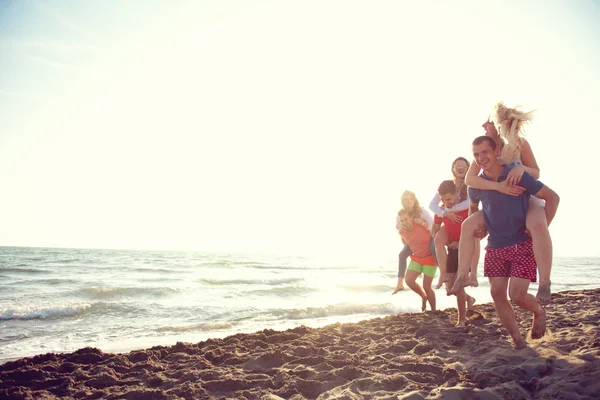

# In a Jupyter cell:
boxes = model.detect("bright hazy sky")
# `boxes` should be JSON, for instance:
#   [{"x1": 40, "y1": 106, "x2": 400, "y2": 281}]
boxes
[{"x1": 1, "y1": 0, "x2": 599, "y2": 258}]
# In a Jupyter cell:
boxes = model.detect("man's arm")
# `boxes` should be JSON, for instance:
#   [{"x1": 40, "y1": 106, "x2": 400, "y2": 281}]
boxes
[
  {"x1": 533, "y1": 185, "x2": 560, "y2": 226},
  {"x1": 465, "y1": 160, "x2": 499, "y2": 190}
]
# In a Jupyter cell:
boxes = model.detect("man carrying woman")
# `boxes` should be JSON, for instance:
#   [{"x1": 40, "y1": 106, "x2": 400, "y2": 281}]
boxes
[
  {"x1": 397, "y1": 208, "x2": 437, "y2": 312},
  {"x1": 432, "y1": 179, "x2": 476, "y2": 327},
  {"x1": 468, "y1": 135, "x2": 559, "y2": 348},
  {"x1": 450, "y1": 102, "x2": 555, "y2": 306},
  {"x1": 393, "y1": 191, "x2": 435, "y2": 294}
]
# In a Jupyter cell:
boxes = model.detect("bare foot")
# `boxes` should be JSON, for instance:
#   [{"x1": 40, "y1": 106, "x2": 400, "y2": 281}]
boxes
[
  {"x1": 392, "y1": 284, "x2": 404, "y2": 295},
  {"x1": 445, "y1": 281, "x2": 452, "y2": 297},
  {"x1": 536, "y1": 282, "x2": 551, "y2": 305},
  {"x1": 455, "y1": 320, "x2": 466, "y2": 328},
  {"x1": 434, "y1": 273, "x2": 447, "y2": 290},
  {"x1": 467, "y1": 295, "x2": 476, "y2": 311},
  {"x1": 421, "y1": 297, "x2": 428, "y2": 312},
  {"x1": 531, "y1": 308, "x2": 547, "y2": 339},
  {"x1": 448, "y1": 274, "x2": 470, "y2": 295},
  {"x1": 469, "y1": 272, "x2": 479, "y2": 287},
  {"x1": 513, "y1": 339, "x2": 528, "y2": 350}
]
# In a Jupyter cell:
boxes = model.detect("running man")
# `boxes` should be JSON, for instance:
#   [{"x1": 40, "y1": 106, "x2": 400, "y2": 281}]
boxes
[{"x1": 468, "y1": 136, "x2": 559, "y2": 349}]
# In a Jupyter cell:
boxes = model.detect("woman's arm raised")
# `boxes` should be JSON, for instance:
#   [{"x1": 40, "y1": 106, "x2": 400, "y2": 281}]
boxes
[{"x1": 465, "y1": 158, "x2": 526, "y2": 196}]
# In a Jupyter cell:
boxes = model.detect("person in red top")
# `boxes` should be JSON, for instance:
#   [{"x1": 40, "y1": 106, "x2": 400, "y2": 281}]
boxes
[
  {"x1": 432, "y1": 180, "x2": 475, "y2": 327},
  {"x1": 397, "y1": 209, "x2": 438, "y2": 312}
]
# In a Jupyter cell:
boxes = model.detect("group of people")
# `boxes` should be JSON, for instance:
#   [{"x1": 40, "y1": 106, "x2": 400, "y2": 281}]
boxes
[{"x1": 394, "y1": 102, "x2": 560, "y2": 349}]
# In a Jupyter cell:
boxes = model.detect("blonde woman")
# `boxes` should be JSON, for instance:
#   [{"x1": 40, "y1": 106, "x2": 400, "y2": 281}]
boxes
[
  {"x1": 450, "y1": 102, "x2": 554, "y2": 304},
  {"x1": 393, "y1": 191, "x2": 435, "y2": 294}
]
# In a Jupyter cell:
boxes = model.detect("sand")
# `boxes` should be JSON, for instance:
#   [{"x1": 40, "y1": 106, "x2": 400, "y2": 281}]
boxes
[{"x1": 1, "y1": 288, "x2": 599, "y2": 399}]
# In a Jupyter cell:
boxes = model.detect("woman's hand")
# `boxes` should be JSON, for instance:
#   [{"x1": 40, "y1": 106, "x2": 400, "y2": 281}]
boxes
[
  {"x1": 444, "y1": 211, "x2": 463, "y2": 223},
  {"x1": 507, "y1": 164, "x2": 525, "y2": 186},
  {"x1": 447, "y1": 241, "x2": 459, "y2": 249},
  {"x1": 496, "y1": 181, "x2": 526, "y2": 196}
]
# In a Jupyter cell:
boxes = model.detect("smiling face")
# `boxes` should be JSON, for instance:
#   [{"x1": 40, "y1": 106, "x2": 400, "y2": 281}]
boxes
[
  {"x1": 472, "y1": 138, "x2": 499, "y2": 173},
  {"x1": 452, "y1": 159, "x2": 469, "y2": 180},
  {"x1": 401, "y1": 193, "x2": 416, "y2": 210},
  {"x1": 399, "y1": 213, "x2": 414, "y2": 230},
  {"x1": 439, "y1": 191, "x2": 457, "y2": 209}
]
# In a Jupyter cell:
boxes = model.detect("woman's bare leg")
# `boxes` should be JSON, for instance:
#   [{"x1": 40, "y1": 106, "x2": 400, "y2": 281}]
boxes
[
  {"x1": 449, "y1": 211, "x2": 484, "y2": 294},
  {"x1": 527, "y1": 198, "x2": 553, "y2": 304},
  {"x1": 422, "y1": 275, "x2": 436, "y2": 311},
  {"x1": 469, "y1": 239, "x2": 481, "y2": 287},
  {"x1": 466, "y1": 292, "x2": 476, "y2": 311},
  {"x1": 446, "y1": 273, "x2": 467, "y2": 326},
  {"x1": 434, "y1": 228, "x2": 449, "y2": 289},
  {"x1": 405, "y1": 270, "x2": 428, "y2": 311},
  {"x1": 393, "y1": 244, "x2": 411, "y2": 294}
]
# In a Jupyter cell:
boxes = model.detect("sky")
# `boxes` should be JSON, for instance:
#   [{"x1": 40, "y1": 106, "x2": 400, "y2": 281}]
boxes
[{"x1": 0, "y1": 0, "x2": 599, "y2": 259}]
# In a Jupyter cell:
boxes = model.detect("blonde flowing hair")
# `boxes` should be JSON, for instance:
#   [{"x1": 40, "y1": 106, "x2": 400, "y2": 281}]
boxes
[
  {"x1": 492, "y1": 101, "x2": 535, "y2": 164},
  {"x1": 400, "y1": 190, "x2": 421, "y2": 220}
]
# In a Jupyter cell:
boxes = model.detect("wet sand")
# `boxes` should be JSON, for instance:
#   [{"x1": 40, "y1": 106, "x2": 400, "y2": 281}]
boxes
[{"x1": 1, "y1": 288, "x2": 599, "y2": 399}]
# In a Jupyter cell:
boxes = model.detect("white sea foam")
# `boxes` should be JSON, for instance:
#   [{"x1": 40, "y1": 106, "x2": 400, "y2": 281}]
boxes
[
  {"x1": 78, "y1": 286, "x2": 179, "y2": 299},
  {"x1": 0, "y1": 303, "x2": 92, "y2": 320}
]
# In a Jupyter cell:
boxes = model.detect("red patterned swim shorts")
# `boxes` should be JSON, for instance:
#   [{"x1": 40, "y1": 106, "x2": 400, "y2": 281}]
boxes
[{"x1": 484, "y1": 239, "x2": 537, "y2": 282}]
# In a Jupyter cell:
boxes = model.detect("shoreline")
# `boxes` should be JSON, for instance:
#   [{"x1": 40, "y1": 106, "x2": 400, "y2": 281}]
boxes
[{"x1": 2, "y1": 288, "x2": 600, "y2": 399}]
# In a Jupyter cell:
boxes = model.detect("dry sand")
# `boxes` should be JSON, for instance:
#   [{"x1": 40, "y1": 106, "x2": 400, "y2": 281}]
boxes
[{"x1": 1, "y1": 288, "x2": 599, "y2": 399}]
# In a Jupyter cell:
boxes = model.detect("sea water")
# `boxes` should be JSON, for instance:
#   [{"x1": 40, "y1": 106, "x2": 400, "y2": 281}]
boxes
[{"x1": 1, "y1": 246, "x2": 599, "y2": 363}]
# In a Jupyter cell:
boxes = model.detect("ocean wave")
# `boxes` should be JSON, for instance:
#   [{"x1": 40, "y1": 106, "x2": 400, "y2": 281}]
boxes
[
  {"x1": 267, "y1": 302, "x2": 398, "y2": 321},
  {"x1": 0, "y1": 301, "x2": 141, "y2": 321},
  {"x1": 248, "y1": 285, "x2": 314, "y2": 296},
  {"x1": 199, "y1": 277, "x2": 304, "y2": 286},
  {"x1": 78, "y1": 286, "x2": 179, "y2": 299},
  {"x1": 20, "y1": 256, "x2": 47, "y2": 261},
  {"x1": 42, "y1": 258, "x2": 83, "y2": 264},
  {"x1": 133, "y1": 267, "x2": 187, "y2": 274},
  {"x1": 197, "y1": 261, "x2": 233, "y2": 268},
  {"x1": 15, "y1": 278, "x2": 81, "y2": 286},
  {"x1": 155, "y1": 321, "x2": 236, "y2": 333},
  {"x1": 0, "y1": 333, "x2": 32, "y2": 342},
  {"x1": 0, "y1": 303, "x2": 92, "y2": 320},
  {"x1": 0, "y1": 267, "x2": 51, "y2": 274}
]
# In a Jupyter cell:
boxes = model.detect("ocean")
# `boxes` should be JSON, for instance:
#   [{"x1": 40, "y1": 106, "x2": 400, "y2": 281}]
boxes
[{"x1": 1, "y1": 246, "x2": 599, "y2": 364}]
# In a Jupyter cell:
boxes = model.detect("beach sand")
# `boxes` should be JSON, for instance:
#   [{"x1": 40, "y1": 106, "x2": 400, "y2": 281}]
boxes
[{"x1": 1, "y1": 288, "x2": 599, "y2": 399}]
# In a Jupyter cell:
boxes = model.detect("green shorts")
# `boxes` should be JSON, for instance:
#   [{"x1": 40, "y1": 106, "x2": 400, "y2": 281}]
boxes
[{"x1": 407, "y1": 261, "x2": 438, "y2": 278}]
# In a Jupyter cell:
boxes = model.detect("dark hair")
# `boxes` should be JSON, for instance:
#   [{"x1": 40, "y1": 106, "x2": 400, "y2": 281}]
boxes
[
  {"x1": 437, "y1": 180, "x2": 456, "y2": 196},
  {"x1": 451, "y1": 157, "x2": 470, "y2": 175},
  {"x1": 472, "y1": 135, "x2": 496, "y2": 150},
  {"x1": 451, "y1": 157, "x2": 469, "y2": 201}
]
